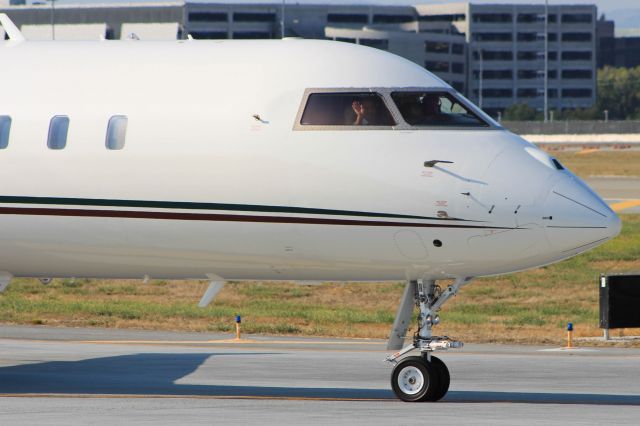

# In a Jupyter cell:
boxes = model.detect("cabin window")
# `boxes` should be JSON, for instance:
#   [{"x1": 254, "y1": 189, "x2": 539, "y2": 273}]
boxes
[
  {"x1": 106, "y1": 115, "x2": 128, "y2": 150},
  {"x1": 300, "y1": 93, "x2": 396, "y2": 126},
  {"x1": 0, "y1": 116, "x2": 11, "y2": 149},
  {"x1": 47, "y1": 115, "x2": 69, "y2": 150},
  {"x1": 391, "y1": 92, "x2": 488, "y2": 127}
]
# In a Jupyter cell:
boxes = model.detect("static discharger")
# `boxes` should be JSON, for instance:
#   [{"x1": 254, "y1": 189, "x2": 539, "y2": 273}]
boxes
[
  {"x1": 235, "y1": 315, "x2": 242, "y2": 340},
  {"x1": 567, "y1": 322, "x2": 574, "y2": 348}
]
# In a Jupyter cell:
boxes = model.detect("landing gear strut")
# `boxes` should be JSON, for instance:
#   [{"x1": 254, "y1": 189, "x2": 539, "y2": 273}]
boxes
[{"x1": 385, "y1": 277, "x2": 472, "y2": 402}]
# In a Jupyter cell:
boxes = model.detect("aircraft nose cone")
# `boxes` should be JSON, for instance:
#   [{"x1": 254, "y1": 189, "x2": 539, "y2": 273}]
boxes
[{"x1": 544, "y1": 176, "x2": 620, "y2": 255}]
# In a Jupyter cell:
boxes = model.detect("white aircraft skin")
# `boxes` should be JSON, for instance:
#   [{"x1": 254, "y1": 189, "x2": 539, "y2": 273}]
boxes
[
  {"x1": 0, "y1": 17, "x2": 622, "y2": 402},
  {"x1": 0, "y1": 37, "x2": 620, "y2": 282}
]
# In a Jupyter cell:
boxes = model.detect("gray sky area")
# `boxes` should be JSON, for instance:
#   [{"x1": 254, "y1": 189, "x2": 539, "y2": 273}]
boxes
[{"x1": 25, "y1": 0, "x2": 640, "y2": 28}]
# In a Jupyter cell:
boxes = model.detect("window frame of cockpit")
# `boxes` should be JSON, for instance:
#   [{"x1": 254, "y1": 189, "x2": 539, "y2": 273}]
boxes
[{"x1": 293, "y1": 87, "x2": 503, "y2": 131}]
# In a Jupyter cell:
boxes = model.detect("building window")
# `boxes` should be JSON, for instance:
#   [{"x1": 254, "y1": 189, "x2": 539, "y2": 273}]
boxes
[
  {"x1": 335, "y1": 37, "x2": 356, "y2": 44},
  {"x1": 517, "y1": 32, "x2": 538, "y2": 41},
  {"x1": 233, "y1": 12, "x2": 276, "y2": 22},
  {"x1": 189, "y1": 12, "x2": 227, "y2": 22},
  {"x1": 517, "y1": 70, "x2": 556, "y2": 79},
  {"x1": 300, "y1": 92, "x2": 395, "y2": 126},
  {"x1": 233, "y1": 32, "x2": 270, "y2": 39},
  {"x1": 476, "y1": 89, "x2": 513, "y2": 98},
  {"x1": 562, "y1": 32, "x2": 592, "y2": 42},
  {"x1": 420, "y1": 14, "x2": 465, "y2": 22},
  {"x1": 518, "y1": 70, "x2": 541, "y2": 79},
  {"x1": 518, "y1": 32, "x2": 557, "y2": 42},
  {"x1": 562, "y1": 88, "x2": 592, "y2": 98},
  {"x1": 516, "y1": 88, "x2": 540, "y2": 98},
  {"x1": 0, "y1": 116, "x2": 10, "y2": 149},
  {"x1": 562, "y1": 51, "x2": 592, "y2": 61},
  {"x1": 372, "y1": 15, "x2": 414, "y2": 24},
  {"x1": 327, "y1": 13, "x2": 368, "y2": 24},
  {"x1": 425, "y1": 61, "x2": 449, "y2": 72},
  {"x1": 360, "y1": 39, "x2": 388, "y2": 50},
  {"x1": 190, "y1": 31, "x2": 227, "y2": 39},
  {"x1": 451, "y1": 43, "x2": 464, "y2": 54},
  {"x1": 562, "y1": 14, "x2": 592, "y2": 24},
  {"x1": 548, "y1": 89, "x2": 558, "y2": 98},
  {"x1": 472, "y1": 13, "x2": 512, "y2": 23},
  {"x1": 391, "y1": 91, "x2": 488, "y2": 127},
  {"x1": 425, "y1": 41, "x2": 449, "y2": 53},
  {"x1": 474, "y1": 70, "x2": 512, "y2": 79},
  {"x1": 517, "y1": 13, "x2": 539, "y2": 23},
  {"x1": 474, "y1": 50, "x2": 512, "y2": 60},
  {"x1": 106, "y1": 116, "x2": 128, "y2": 150},
  {"x1": 517, "y1": 51, "x2": 557, "y2": 60},
  {"x1": 473, "y1": 32, "x2": 512, "y2": 42},
  {"x1": 517, "y1": 13, "x2": 557, "y2": 23},
  {"x1": 47, "y1": 116, "x2": 69, "y2": 150},
  {"x1": 562, "y1": 69, "x2": 592, "y2": 79},
  {"x1": 451, "y1": 62, "x2": 464, "y2": 74}
]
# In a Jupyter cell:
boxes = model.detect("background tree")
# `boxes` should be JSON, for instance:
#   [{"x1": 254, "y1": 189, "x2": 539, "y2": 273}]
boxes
[
  {"x1": 502, "y1": 103, "x2": 537, "y2": 121},
  {"x1": 596, "y1": 66, "x2": 640, "y2": 120}
]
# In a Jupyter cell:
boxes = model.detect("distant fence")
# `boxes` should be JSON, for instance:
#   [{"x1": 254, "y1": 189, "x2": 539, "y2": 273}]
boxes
[{"x1": 502, "y1": 121, "x2": 640, "y2": 135}]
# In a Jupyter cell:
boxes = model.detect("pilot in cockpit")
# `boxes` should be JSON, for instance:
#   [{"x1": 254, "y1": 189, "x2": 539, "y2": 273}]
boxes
[{"x1": 351, "y1": 97, "x2": 377, "y2": 125}]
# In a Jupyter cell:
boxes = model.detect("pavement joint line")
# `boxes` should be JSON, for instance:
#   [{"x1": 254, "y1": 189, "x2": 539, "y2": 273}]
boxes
[
  {"x1": 75, "y1": 339, "x2": 384, "y2": 345},
  {"x1": 0, "y1": 393, "x2": 397, "y2": 402},
  {"x1": 610, "y1": 199, "x2": 640, "y2": 212}
]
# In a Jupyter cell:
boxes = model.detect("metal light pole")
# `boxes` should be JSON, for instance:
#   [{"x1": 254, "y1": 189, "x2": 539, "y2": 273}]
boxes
[
  {"x1": 543, "y1": 0, "x2": 549, "y2": 122},
  {"x1": 281, "y1": 0, "x2": 285, "y2": 38},
  {"x1": 50, "y1": 0, "x2": 56, "y2": 40},
  {"x1": 478, "y1": 48, "x2": 484, "y2": 109}
]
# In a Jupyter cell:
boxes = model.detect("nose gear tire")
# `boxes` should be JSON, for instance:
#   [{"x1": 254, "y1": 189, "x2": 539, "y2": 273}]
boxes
[{"x1": 391, "y1": 356, "x2": 441, "y2": 402}]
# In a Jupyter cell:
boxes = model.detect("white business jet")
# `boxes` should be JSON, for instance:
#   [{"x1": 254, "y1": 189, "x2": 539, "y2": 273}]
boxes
[{"x1": 0, "y1": 14, "x2": 620, "y2": 402}]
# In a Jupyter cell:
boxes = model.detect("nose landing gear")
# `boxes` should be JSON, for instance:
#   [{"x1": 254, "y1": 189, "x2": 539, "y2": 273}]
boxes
[{"x1": 385, "y1": 277, "x2": 472, "y2": 402}]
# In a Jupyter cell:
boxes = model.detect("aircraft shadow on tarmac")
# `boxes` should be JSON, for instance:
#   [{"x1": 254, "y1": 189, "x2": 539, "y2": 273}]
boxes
[{"x1": 0, "y1": 353, "x2": 638, "y2": 405}]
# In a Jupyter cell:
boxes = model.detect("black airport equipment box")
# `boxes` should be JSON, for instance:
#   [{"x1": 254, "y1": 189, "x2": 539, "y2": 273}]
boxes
[{"x1": 600, "y1": 274, "x2": 640, "y2": 329}]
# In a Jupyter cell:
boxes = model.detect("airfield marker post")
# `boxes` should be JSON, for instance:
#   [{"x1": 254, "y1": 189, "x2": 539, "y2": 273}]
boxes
[
  {"x1": 567, "y1": 322, "x2": 573, "y2": 348},
  {"x1": 235, "y1": 315, "x2": 242, "y2": 340}
]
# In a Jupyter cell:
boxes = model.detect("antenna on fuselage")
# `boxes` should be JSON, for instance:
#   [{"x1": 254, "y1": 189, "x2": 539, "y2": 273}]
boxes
[{"x1": 0, "y1": 14, "x2": 26, "y2": 42}]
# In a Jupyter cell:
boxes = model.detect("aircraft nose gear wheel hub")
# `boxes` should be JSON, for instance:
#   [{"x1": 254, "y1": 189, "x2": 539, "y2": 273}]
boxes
[
  {"x1": 386, "y1": 277, "x2": 473, "y2": 402},
  {"x1": 398, "y1": 366, "x2": 424, "y2": 395}
]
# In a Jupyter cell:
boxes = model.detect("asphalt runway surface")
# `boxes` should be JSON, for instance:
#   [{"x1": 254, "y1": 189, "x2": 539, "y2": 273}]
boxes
[
  {"x1": 0, "y1": 326, "x2": 639, "y2": 425},
  {"x1": 585, "y1": 177, "x2": 640, "y2": 214}
]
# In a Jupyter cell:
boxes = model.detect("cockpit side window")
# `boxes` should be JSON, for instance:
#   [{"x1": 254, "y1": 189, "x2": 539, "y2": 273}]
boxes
[
  {"x1": 391, "y1": 92, "x2": 489, "y2": 128},
  {"x1": 300, "y1": 92, "x2": 396, "y2": 126}
]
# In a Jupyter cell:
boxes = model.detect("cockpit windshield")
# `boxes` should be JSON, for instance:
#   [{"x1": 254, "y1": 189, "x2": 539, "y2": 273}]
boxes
[
  {"x1": 391, "y1": 92, "x2": 489, "y2": 127},
  {"x1": 300, "y1": 92, "x2": 396, "y2": 126}
]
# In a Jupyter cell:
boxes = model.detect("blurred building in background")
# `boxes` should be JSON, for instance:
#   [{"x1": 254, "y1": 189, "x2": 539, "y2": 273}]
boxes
[{"x1": 0, "y1": 1, "x2": 619, "y2": 116}]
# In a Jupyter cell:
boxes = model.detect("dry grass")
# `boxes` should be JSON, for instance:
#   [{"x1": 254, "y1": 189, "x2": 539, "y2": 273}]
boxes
[{"x1": 552, "y1": 150, "x2": 640, "y2": 177}]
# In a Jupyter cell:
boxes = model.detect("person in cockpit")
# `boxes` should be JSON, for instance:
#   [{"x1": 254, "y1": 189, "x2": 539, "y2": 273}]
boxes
[{"x1": 351, "y1": 97, "x2": 377, "y2": 125}]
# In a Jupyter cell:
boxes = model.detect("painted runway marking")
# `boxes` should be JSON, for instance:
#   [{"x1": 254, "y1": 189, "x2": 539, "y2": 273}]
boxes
[{"x1": 610, "y1": 199, "x2": 640, "y2": 212}]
